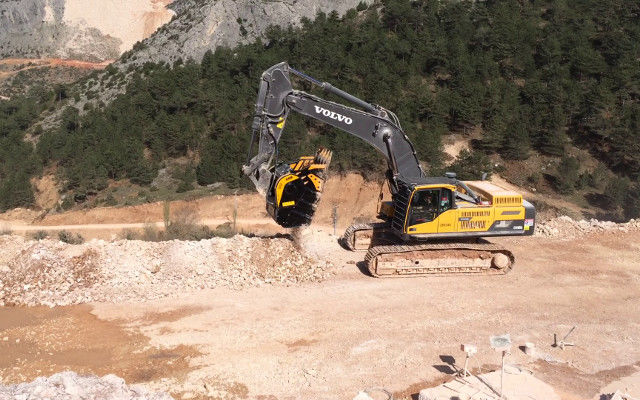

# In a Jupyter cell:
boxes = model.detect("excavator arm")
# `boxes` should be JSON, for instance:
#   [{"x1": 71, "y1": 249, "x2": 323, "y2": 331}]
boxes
[
  {"x1": 243, "y1": 62, "x2": 423, "y2": 197},
  {"x1": 242, "y1": 62, "x2": 485, "y2": 228}
]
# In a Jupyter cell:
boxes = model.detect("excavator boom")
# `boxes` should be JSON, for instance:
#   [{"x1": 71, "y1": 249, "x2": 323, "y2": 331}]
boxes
[{"x1": 244, "y1": 62, "x2": 422, "y2": 196}]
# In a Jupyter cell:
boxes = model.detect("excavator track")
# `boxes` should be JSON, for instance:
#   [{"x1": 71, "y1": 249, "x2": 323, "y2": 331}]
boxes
[
  {"x1": 365, "y1": 241, "x2": 514, "y2": 278},
  {"x1": 341, "y1": 222, "x2": 394, "y2": 251}
]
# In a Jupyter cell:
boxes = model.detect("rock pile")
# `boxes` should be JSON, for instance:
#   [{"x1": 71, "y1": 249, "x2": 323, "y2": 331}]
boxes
[
  {"x1": 0, "y1": 371, "x2": 173, "y2": 400},
  {"x1": 0, "y1": 235, "x2": 331, "y2": 307},
  {"x1": 535, "y1": 216, "x2": 640, "y2": 238}
]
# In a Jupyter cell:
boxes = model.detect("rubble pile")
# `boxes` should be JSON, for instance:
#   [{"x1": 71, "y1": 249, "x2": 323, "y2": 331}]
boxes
[
  {"x1": 536, "y1": 216, "x2": 640, "y2": 238},
  {"x1": 0, "y1": 371, "x2": 173, "y2": 400},
  {"x1": 0, "y1": 235, "x2": 330, "y2": 307}
]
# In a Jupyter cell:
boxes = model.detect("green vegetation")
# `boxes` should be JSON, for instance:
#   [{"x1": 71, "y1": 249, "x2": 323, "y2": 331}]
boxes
[
  {"x1": 0, "y1": 0, "x2": 639, "y2": 218},
  {"x1": 448, "y1": 149, "x2": 493, "y2": 181},
  {"x1": 32, "y1": 230, "x2": 49, "y2": 240},
  {"x1": 0, "y1": 88, "x2": 49, "y2": 211},
  {"x1": 119, "y1": 209, "x2": 236, "y2": 241},
  {"x1": 58, "y1": 230, "x2": 85, "y2": 244}
]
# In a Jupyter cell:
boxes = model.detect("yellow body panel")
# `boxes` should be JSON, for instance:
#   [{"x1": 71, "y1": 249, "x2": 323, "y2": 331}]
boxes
[
  {"x1": 437, "y1": 209, "x2": 458, "y2": 233},
  {"x1": 407, "y1": 218, "x2": 439, "y2": 234},
  {"x1": 275, "y1": 174, "x2": 299, "y2": 206},
  {"x1": 307, "y1": 173, "x2": 323, "y2": 191},
  {"x1": 403, "y1": 182, "x2": 527, "y2": 235},
  {"x1": 465, "y1": 181, "x2": 522, "y2": 206}
]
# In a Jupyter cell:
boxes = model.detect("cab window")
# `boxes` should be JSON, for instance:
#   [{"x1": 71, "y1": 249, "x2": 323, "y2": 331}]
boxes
[
  {"x1": 440, "y1": 189, "x2": 453, "y2": 212},
  {"x1": 408, "y1": 189, "x2": 439, "y2": 225},
  {"x1": 408, "y1": 188, "x2": 454, "y2": 225}
]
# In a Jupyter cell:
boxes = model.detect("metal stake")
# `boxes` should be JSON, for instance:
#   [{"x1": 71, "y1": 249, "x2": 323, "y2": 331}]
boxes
[
  {"x1": 500, "y1": 350, "x2": 506, "y2": 399},
  {"x1": 332, "y1": 204, "x2": 338, "y2": 236}
]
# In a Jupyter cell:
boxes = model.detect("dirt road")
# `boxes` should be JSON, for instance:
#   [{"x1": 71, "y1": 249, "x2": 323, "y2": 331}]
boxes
[
  {"x1": 1, "y1": 227, "x2": 639, "y2": 399},
  {"x1": 5, "y1": 218, "x2": 283, "y2": 237}
]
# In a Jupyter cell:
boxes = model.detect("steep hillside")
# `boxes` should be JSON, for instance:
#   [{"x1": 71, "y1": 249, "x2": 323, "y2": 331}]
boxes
[
  {"x1": 33, "y1": 0, "x2": 372, "y2": 118},
  {"x1": 125, "y1": 0, "x2": 375, "y2": 66},
  {"x1": 1, "y1": 0, "x2": 639, "y2": 222}
]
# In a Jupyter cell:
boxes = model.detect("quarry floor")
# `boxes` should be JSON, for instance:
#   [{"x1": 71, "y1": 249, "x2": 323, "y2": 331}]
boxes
[{"x1": 1, "y1": 225, "x2": 640, "y2": 400}]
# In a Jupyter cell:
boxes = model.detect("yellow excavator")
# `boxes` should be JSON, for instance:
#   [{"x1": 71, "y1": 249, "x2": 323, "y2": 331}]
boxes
[{"x1": 243, "y1": 62, "x2": 535, "y2": 277}]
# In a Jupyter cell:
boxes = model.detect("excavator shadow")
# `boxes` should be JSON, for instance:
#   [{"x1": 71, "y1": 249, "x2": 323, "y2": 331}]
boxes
[
  {"x1": 240, "y1": 232, "x2": 293, "y2": 240},
  {"x1": 355, "y1": 261, "x2": 374, "y2": 277}
]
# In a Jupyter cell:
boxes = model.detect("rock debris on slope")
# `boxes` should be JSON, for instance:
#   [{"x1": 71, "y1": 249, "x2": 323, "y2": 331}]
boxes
[
  {"x1": 0, "y1": 371, "x2": 173, "y2": 400},
  {"x1": 0, "y1": 235, "x2": 331, "y2": 307},
  {"x1": 535, "y1": 216, "x2": 640, "y2": 238}
]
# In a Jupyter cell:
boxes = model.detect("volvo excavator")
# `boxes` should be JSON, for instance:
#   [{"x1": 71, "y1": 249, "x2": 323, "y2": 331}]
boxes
[{"x1": 243, "y1": 62, "x2": 536, "y2": 277}]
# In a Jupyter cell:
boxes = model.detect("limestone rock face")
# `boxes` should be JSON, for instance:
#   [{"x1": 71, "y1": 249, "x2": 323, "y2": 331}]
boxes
[
  {"x1": 123, "y1": 0, "x2": 373, "y2": 65},
  {"x1": 21, "y1": 0, "x2": 371, "y2": 126},
  {"x1": 0, "y1": 0, "x2": 369, "y2": 63},
  {"x1": 0, "y1": 0, "x2": 175, "y2": 61}
]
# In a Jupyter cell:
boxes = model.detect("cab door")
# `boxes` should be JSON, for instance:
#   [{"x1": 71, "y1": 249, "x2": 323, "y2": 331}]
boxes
[
  {"x1": 406, "y1": 188, "x2": 457, "y2": 234},
  {"x1": 406, "y1": 188, "x2": 441, "y2": 234},
  {"x1": 437, "y1": 188, "x2": 457, "y2": 233}
]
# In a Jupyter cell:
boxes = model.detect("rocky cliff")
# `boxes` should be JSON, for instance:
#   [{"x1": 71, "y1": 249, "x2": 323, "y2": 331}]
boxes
[
  {"x1": 124, "y1": 0, "x2": 372, "y2": 66},
  {"x1": 35, "y1": 0, "x2": 371, "y2": 126},
  {"x1": 0, "y1": 0, "x2": 174, "y2": 62}
]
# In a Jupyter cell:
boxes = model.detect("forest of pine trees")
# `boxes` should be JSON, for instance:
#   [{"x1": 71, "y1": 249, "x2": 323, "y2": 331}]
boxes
[{"x1": 0, "y1": 0, "x2": 639, "y2": 217}]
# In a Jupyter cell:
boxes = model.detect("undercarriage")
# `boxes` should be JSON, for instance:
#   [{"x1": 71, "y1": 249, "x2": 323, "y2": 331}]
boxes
[{"x1": 342, "y1": 223, "x2": 514, "y2": 278}]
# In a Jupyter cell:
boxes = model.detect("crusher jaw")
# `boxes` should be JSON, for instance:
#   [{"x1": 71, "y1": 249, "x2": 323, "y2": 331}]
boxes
[{"x1": 265, "y1": 148, "x2": 333, "y2": 228}]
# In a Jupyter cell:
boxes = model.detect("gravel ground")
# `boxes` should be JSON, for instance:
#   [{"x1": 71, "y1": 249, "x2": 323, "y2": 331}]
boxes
[
  {"x1": 0, "y1": 235, "x2": 331, "y2": 307},
  {"x1": 2, "y1": 216, "x2": 638, "y2": 307},
  {"x1": 0, "y1": 371, "x2": 173, "y2": 400},
  {"x1": 535, "y1": 216, "x2": 640, "y2": 238}
]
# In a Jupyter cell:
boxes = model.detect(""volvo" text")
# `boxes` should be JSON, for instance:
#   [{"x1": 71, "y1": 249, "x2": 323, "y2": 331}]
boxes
[{"x1": 314, "y1": 106, "x2": 353, "y2": 125}]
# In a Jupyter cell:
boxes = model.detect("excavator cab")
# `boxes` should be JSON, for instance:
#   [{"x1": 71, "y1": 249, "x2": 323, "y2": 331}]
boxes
[
  {"x1": 265, "y1": 148, "x2": 332, "y2": 227},
  {"x1": 394, "y1": 178, "x2": 536, "y2": 239}
]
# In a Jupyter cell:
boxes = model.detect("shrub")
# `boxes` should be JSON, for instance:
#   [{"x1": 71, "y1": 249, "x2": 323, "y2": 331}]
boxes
[
  {"x1": 58, "y1": 230, "x2": 84, "y2": 244},
  {"x1": 32, "y1": 230, "x2": 48, "y2": 240},
  {"x1": 164, "y1": 221, "x2": 213, "y2": 241},
  {"x1": 60, "y1": 196, "x2": 75, "y2": 211},
  {"x1": 624, "y1": 183, "x2": 640, "y2": 219},
  {"x1": 527, "y1": 172, "x2": 542, "y2": 186},
  {"x1": 589, "y1": 164, "x2": 609, "y2": 190},
  {"x1": 163, "y1": 207, "x2": 211, "y2": 241},
  {"x1": 104, "y1": 193, "x2": 117, "y2": 206},
  {"x1": 176, "y1": 179, "x2": 193, "y2": 193},
  {"x1": 447, "y1": 149, "x2": 493, "y2": 181},
  {"x1": 119, "y1": 229, "x2": 138, "y2": 240},
  {"x1": 211, "y1": 222, "x2": 235, "y2": 238},
  {"x1": 555, "y1": 156, "x2": 580, "y2": 194},
  {"x1": 142, "y1": 223, "x2": 161, "y2": 241},
  {"x1": 604, "y1": 177, "x2": 630, "y2": 210}
]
